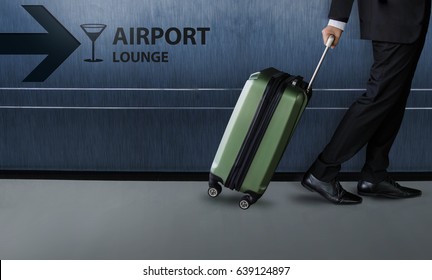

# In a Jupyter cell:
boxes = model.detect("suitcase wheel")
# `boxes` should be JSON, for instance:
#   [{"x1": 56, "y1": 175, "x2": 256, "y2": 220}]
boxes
[
  {"x1": 208, "y1": 185, "x2": 222, "y2": 198},
  {"x1": 239, "y1": 194, "x2": 254, "y2": 210}
]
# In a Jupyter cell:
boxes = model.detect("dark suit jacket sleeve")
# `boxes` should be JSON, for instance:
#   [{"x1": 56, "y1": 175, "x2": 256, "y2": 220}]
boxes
[{"x1": 328, "y1": 0, "x2": 355, "y2": 22}]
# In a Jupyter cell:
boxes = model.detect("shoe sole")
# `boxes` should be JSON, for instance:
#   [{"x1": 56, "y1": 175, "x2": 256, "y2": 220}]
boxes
[{"x1": 357, "y1": 191, "x2": 421, "y2": 199}]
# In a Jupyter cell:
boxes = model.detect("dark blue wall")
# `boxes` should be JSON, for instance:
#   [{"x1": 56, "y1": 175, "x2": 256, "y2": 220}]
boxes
[{"x1": 1, "y1": 0, "x2": 431, "y2": 172}]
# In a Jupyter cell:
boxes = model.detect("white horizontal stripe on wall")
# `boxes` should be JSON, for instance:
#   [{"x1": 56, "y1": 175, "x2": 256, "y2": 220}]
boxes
[{"x1": 1, "y1": 88, "x2": 432, "y2": 92}]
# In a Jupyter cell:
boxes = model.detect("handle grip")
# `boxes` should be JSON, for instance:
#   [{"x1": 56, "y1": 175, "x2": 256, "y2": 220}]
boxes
[{"x1": 326, "y1": 34, "x2": 335, "y2": 48}]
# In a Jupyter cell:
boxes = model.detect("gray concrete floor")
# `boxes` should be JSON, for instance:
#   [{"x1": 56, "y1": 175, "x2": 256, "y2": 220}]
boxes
[{"x1": 0, "y1": 179, "x2": 431, "y2": 260}]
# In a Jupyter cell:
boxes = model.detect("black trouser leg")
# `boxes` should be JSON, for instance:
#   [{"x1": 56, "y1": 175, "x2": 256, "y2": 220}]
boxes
[
  {"x1": 361, "y1": 30, "x2": 428, "y2": 183},
  {"x1": 309, "y1": 36, "x2": 427, "y2": 183}
]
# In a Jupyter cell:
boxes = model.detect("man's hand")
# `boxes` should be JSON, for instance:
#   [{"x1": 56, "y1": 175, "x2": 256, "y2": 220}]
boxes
[{"x1": 322, "y1": 25, "x2": 343, "y2": 48}]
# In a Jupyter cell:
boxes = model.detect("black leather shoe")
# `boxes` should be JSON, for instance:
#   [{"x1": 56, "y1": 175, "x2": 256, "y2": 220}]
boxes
[
  {"x1": 357, "y1": 177, "x2": 422, "y2": 198},
  {"x1": 301, "y1": 172, "x2": 362, "y2": 204}
]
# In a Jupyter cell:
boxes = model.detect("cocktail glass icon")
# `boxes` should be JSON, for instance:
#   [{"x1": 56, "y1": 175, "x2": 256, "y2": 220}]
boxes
[{"x1": 80, "y1": 23, "x2": 107, "y2": 62}]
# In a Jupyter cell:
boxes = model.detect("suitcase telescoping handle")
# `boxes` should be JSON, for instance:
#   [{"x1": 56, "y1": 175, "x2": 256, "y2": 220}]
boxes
[{"x1": 306, "y1": 35, "x2": 335, "y2": 93}]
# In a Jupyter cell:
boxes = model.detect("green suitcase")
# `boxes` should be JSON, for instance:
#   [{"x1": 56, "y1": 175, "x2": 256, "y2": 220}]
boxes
[{"x1": 208, "y1": 37, "x2": 334, "y2": 209}]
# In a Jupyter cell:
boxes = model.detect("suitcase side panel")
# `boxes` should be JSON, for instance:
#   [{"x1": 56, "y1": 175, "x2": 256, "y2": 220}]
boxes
[
  {"x1": 210, "y1": 69, "x2": 279, "y2": 183},
  {"x1": 240, "y1": 85, "x2": 308, "y2": 194}
]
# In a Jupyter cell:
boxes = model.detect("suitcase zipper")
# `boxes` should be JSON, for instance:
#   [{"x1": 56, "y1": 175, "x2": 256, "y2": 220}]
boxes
[{"x1": 225, "y1": 74, "x2": 295, "y2": 191}]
